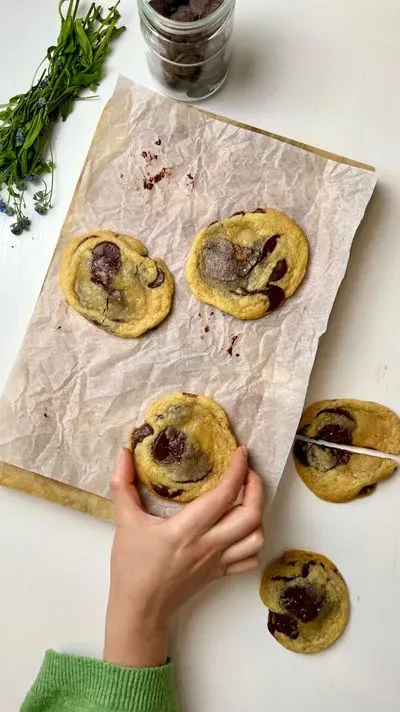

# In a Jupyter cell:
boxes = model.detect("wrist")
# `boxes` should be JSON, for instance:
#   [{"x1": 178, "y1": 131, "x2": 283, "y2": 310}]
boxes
[{"x1": 104, "y1": 595, "x2": 169, "y2": 668}]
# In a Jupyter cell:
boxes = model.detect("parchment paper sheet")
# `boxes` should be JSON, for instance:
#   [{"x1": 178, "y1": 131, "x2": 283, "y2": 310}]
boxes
[{"x1": 0, "y1": 77, "x2": 376, "y2": 515}]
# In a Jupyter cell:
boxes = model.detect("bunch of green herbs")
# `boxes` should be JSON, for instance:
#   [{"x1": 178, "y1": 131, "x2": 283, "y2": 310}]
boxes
[{"x1": 0, "y1": 0, "x2": 125, "y2": 235}]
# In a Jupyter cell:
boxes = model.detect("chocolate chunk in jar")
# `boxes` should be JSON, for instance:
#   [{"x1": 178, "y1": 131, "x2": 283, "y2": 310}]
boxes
[
  {"x1": 140, "y1": 0, "x2": 234, "y2": 102},
  {"x1": 148, "y1": 268, "x2": 165, "y2": 288},
  {"x1": 152, "y1": 483, "x2": 184, "y2": 499},
  {"x1": 281, "y1": 584, "x2": 325, "y2": 623},
  {"x1": 131, "y1": 423, "x2": 155, "y2": 449},
  {"x1": 268, "y1": 611, "x2": 299, "y2": 640},
  {"x1": 269, "y1": 258, "x2": 288, "y2": 283},
  {"x1": 91, "y1": 242, "x2": 122, "y2": 288},
  {"x1": 152, "y1": 427, "x2": 187, "y2": 464}
]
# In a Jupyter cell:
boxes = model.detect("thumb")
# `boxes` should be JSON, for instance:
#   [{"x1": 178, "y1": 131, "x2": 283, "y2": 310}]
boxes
[{"x1": 110, "y1": 448, "x2": 143, "y2": 521}]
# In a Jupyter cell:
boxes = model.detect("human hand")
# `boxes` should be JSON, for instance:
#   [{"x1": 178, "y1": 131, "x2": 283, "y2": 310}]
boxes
[{"x1": 104, "y1": 446, "x2": 265, "y2": 668}]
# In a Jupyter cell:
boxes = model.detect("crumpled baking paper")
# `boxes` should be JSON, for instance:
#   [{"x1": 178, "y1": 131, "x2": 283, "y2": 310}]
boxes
[{"x1": 0, "y1": 77, "x2": 376, "y2": 516}]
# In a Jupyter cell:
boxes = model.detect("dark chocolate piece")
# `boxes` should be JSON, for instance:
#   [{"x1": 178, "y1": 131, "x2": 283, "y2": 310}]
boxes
[
  {"x1": 269, "y1": 258, "x2": 288, "y2": 283},
  {"x1": 152, "y1": 484, "x2": 184, "y2": 499},
  {"x1": 332, "y1": 448, "x2": 352, "y2": 466},
  {"x1": 358, "y1": 484, "x2": 377, "y2": 497},
  {"x1": 271, "y1": 575, "x2": 294, "y2": 582},
  {"x1": 131, "y1": 423, "x2": 154, "y2": 449},
  {"x1": 293, "y1": 441, "x2": 309, "y2": 467},
  {"x1": 91, "y1": 242, "x2": 122, "y2": 288},
  {"x1": 148, "y1": 268, "x2": 165, "y2": 288},
  {"x1": 152, "y1": 427, "x2": 187, "y2": 464},
  {"x1": 264, "y1": 285, "x2": 285, "y2": 312},
  {"x1": 150, "y1": 0, "x2": 223, "y2": 21},
  {"x1": 268, "y1": 611, "x2": 299, "y2": 640},
  {"x1": 281, "y1": 584, "x2": 324, "y2": 623},
  {"x1": 260, "y1": 235, "x2": 279, "y2": 260},
  {"x1": 316, "y1": 423, "x2": 352, "y2": 446},
  {"x1": 301, "y1": 561, "x2": 317, "y2": 578},
  {"x1": 227, "y1": 334, "x2": 238, "y2": 357}
]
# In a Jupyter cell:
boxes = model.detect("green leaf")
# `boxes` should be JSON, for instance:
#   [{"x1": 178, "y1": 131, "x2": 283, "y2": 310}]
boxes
[
  {"x1": 23, "y1": 115, "x2": 44, "y2": 150},
  {"x1": 75, "y1": 19, "x2": 93, "y2": 66}
]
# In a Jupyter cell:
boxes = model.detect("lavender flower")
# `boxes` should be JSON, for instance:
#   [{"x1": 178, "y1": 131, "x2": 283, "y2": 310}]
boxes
[{"x1": 15, "y1": 129, "x2": 24, "y2": 146}]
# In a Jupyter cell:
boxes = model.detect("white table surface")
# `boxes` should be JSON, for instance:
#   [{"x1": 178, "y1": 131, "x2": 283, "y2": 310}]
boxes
[{"x1": 1, "y1": 0, "x2": 400, "y2": 709}]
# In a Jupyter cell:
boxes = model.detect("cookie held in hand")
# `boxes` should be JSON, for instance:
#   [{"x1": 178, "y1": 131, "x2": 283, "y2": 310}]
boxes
[
  {"x1": 130, "y1": 393, "x2": 237, "y2": 503},
  {"x1": 298, "y1": 399, "x2": 400, "y2": 455},
  {"x1": 60, "y1": 230, "x2": 174, "y2": 338},
  {"x1": 260, "y1": 550, "x2": 349, "y2": 654},
  {"x1": 293, "y1": 440, "x2": 397, "y2": 503},
  {"x1": 185, "y1": 208, "x2": 309, "y2": 319}
]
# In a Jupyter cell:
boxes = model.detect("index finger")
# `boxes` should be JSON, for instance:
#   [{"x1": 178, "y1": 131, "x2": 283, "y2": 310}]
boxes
[{"x1": 170, "y1": 446, "x2": 248, "y2": 537}]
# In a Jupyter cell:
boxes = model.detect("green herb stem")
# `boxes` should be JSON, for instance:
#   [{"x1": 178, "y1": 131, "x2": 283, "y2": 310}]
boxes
[{"x1": 0, "y1": 0, "x2": 125, "y2": 234}]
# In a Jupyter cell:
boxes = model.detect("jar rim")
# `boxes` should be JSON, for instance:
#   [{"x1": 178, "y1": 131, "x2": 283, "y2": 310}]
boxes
[{"x1": 138, "y1": 0, "x2": 235, "y2": 35}]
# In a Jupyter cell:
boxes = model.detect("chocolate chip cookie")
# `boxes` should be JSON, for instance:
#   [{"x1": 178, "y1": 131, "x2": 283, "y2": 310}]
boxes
[
  {"x1": 185, "y1": 209, "x2": 309, "y2": 319},
  {"x1": 293, "y1": 440, "x2": 397, "y2": 503},
  {"x1": 130, "y1": 393, "x2": 237, "y2": 503},
  {"x1": 260, "y1": 550, "x2": 349, "y2": 654},
  {"x1": 60, "y1": 230, "x2": 174, "y2": 338},
  {"x1": 298, "y1": 399, "x2": 400, "y2": 454}
]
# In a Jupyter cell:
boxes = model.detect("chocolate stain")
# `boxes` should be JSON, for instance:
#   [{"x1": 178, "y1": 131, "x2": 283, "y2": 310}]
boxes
[{"x1": 227, "y1": 334, "x2": 238, "y2": 357}]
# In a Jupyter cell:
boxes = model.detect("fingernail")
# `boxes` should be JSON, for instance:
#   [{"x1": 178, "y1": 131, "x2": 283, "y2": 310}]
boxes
[{"x1": 240, "y1": 445, "x2": 248, "y2": 460}]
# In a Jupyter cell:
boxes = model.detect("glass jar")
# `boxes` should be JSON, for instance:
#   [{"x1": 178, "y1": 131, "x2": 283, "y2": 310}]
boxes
[{"x1": 138, "y1": 0, "x2": 236, "y2": 101}]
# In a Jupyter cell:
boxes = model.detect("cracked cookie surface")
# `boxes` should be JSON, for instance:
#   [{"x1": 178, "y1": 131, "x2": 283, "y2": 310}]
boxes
[
  {"x1": 59, "y1": 230, "x2": 174, "y2": 337},
  {"x1": 185, "y1": 209, "x2": 309, "y2": 319},
  {"x1": 260, "y1": 550, "x2": 349, "y2": 654},
  {"x1": 130, "y1": 393, "x2": 237, "y2": 503}
]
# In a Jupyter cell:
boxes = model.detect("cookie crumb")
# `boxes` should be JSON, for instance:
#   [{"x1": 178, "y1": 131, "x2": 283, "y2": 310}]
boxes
[
  {"x1": 198, "y1": 312, "x2": 201, "y2": 317},
  {"x1": 120, "y1": 173, "x2": 124, "y2": 179},
  {"x1": 44, "y1": 412, "x2": 48, "y2": 418},
  {"x1": 235, "y1": 353, "x2": 240, "y2": 358},
  {"x1": 143, "y1": 167, "x2": 171, "y2": 190},
  {"x1": 142, "y1": 150, "x2": 158, "y2": 165},
  {"x1": 227, "y1": 335, "x2": 239, "y2": 357},
  {"x1": 210, "y1": 311, "x2": 214, "y2": 316},
  {"x1": 155, "y1": 138, "x2": 162, "y2": 145},
  {"x1": 57, "y1": 326, "x2": 62, "y2": 330},
  {"x1": 204, "y1": 325, "x2": 209, "y2": 333}
]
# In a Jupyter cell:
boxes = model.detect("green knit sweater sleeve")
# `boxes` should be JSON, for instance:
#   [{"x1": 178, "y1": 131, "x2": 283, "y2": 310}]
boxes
[{"x1": 20, "y1": 650, "x2": 179, "y2": 712}]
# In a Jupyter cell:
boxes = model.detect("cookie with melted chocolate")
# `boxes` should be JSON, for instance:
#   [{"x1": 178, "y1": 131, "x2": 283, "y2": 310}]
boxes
[
  {"x1": 130, "y1": 392, "x2": 237, "y2": 503},
  {"x1": 186, "y1": 208, "x2": 309, "y2": 319},
  {"x1": 60, "y1": 230, "x2": 174, "y2": 337},
  {"x1": 260, "y1": 550, "x2": 349, "y2": 654},
  {"x1": 293, "y1": 398, "x2": 400, "y2": 502},
  {"x1": 298, "y1": 398, "x2": 400, "y2": 454},
  {"x1": 293, "y1": 440, "x2": 396, "y2": 503}
]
